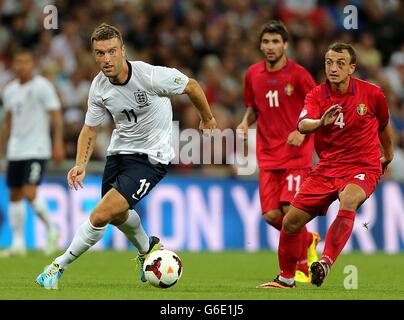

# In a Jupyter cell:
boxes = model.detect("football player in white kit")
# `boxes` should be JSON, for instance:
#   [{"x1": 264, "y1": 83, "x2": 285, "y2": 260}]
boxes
[
  {"x1": 0, "y1": 50, "x2": 64, "y2": 257},
  {"x1": 36, "y1": 24, "x2": 217, "y2": 289}
]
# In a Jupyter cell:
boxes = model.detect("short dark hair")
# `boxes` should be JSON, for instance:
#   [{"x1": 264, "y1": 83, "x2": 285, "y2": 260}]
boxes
[
  {"x1": 326, "y1": 42, "x2": 357, "y2": 64},
  {"x1": 13, "y1": 47, "x2": 34, "y2": 61},
  {"x1": 13, "y1": 47, "x2": 33, "y2": 56},
  {"x1": 91, "y1": 23, "x2": 123, "y2": 46},
  {"x1": 259, "y1": 20, "x2": 289, "y2": 42}
]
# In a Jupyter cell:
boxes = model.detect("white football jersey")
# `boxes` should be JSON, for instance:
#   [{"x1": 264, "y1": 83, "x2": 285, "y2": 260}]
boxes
[
  {"x1": 3, "y1": 75, "x2": 61, "y2": 160},
  {"x1": 85, "y1": 61, "x2": 189, "y2": 164}
]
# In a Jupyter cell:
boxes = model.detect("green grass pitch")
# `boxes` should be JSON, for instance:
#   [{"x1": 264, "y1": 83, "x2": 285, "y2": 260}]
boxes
[{"x1": 0, "y1": 250, "x2": 403, "y2": 300}]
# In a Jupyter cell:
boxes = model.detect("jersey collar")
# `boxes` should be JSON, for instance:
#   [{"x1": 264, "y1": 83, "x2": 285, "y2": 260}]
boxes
[
  {"x1": 260, "y1": 57, "x2": 290, "y2": 73},
  {"x1": 324, "y1": 76, "x2": 355, "y2": 98},
  {"x1": 109, "y1": 60, "x2": 132, "y2": 86}
]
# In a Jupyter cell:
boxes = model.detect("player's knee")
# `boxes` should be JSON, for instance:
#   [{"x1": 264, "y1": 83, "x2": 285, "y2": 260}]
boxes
[
  {"x1": 282, "y1": 215, "x2": 303, "y2": 234},
  {"x1": 110, "y1": 211, "x2": 129, "y2": 226},
  {"x1": 263, "y1": 210, "x2": 282, "y2": 227},
  {"x1": 10, "y1": 189, "x2": 24, "y2": 202},
  {"x1": 22, "y1": 185, "x2": 37, "y2": 202},
  {"x1": 24, "y1": 192, "x2": 36, "y2": 202},
  {"x1": 339, "y1": 193, "x2": 362, "y2": 210},
  {"x1": 90, "y1": 209, "x2": 112, "y2": 227},
  {"x1": 282, "y1": 222, "x2": 301, "y2": 234}
]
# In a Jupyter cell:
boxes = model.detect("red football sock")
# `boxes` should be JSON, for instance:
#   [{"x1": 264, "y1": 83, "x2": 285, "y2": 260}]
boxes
[
  {"x1": 322, "y1": 210, "x2": 355, "y2": 266},
  {"x1": 278, "y1": 229, "x2": 305, "y2": 278},
  {"x1": 296, "y1": 226, "x2": 310, "y2": 275}
]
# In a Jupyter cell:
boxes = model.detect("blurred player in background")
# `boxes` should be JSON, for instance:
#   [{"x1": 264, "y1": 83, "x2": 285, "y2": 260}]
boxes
[
  {"x1": 0, "y1": 49, "x2": 64, "y2": 257},
  {"x1": 35, "y1": 23, "x2": 216, "y2": 289},
  {"x1": 262, "y1": 43, "x2": 394, "y2": 288},
  {"x1": 237, "y1": 20, "x2": 320, "y2": 284}
]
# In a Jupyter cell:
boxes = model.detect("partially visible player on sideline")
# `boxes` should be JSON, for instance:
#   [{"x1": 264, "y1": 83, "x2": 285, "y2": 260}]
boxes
[
  {"x1": 35, "y1": 23, "x2": 217, "y2": 289},
  {"x1": 261, "y1": 43, "x2": 394, "y2": 288},
  {"x1": 0, "y1": 49, "x2": 64, "y2": 257},
  {"x1": 237, "y1": 20, "x2": 320, "y2": 284}
]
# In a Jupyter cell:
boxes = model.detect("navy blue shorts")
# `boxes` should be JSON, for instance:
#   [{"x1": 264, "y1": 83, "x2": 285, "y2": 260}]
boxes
[
  {"x1": 6, "y1": 159, "x2": 47, "y2": 188},
  {"x1": 101, "y1": 154, "x2": 169, "y2": 209}
]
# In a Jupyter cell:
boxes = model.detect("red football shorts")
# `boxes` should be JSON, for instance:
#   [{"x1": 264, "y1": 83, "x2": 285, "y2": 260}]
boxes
[
  {"x1": 291, "y1": 171, "x2": 381, "y2": 215},
  {"x1": 259, "y1": 168, "x2": 311, "y2": 213}
]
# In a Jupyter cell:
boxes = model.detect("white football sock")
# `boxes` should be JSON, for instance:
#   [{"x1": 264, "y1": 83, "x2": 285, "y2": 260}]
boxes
[
  {"x1": 9, "y1": 200, "x2": 26, "y2": 250},
  {"x1": 54, "y1": 218, "x2": 106, "y2": 269},
  {"x1": 117, "y1": 209, "x2": 149, "y2": 254},
  {"x1": 30, "y1": 198, "x2": 52, "y2": 230},
  {"x1": 279, "y1": 275, "x2": 295, "y2": 285}
]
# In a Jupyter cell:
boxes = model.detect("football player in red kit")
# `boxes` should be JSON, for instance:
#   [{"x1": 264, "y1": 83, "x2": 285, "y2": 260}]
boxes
[
  {"x1": 237, "y1": 20, "x2": 320, "y2": 284},
  {"x1": 261, "y1": 42, "x2": 394, "y2": 288}
]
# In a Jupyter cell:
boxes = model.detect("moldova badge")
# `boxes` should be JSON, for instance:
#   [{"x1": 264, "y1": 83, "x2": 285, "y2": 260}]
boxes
[
  {"x1": 356, "y1": 103, "x2": 367, "y2": 115},
  {"x1": 284, "y1": 83, "x2": 294, "y2": 96}
]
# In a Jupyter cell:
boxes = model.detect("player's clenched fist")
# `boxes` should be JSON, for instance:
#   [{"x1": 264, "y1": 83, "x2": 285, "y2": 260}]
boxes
[{"x1": 199, "y1": 117, "x2": 217, "y2": 135}]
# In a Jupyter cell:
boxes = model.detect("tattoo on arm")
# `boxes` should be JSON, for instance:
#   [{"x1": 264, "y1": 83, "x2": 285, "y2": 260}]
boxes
[{"x1": 83, "y1": 137, "x2": 92, "y2": 164}]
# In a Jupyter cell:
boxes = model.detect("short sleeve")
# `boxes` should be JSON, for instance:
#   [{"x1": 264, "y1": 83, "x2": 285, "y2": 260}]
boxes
[
  {"x1": 298, "y1": 88, "x2": 321, "y2": 123},
  {"x1": 374, "y1": 89, "x2": 389, "y2": 132},
  {"x1": 84, "y1": 80, "x2": 106, "y2": 127},
  {"x1": 243, "y1": 69, "x2": 256, "y2": 110},
  {"x1": 39, "y1": 79, "x2": 61, "y2": 111},
  {"x1": 150, "y1": 66, "x2": 189, "y2": 96}
]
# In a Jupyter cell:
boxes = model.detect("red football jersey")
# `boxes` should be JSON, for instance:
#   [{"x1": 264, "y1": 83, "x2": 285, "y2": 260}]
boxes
[
  {"x1": 244, "y1": 59, "x2": 316, "y2": 169},
  {"x1": 299, "y1": 77, "x2": 389, "y2": 177}
]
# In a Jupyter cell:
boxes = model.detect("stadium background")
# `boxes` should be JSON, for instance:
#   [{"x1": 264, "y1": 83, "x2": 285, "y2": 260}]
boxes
[{"x1": 0, "y1": 0, "x2": 404, "y2": 254}]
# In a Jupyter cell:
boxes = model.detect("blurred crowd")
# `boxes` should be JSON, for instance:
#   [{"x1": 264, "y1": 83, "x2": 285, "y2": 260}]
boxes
[{"x1": 0, "y1": 0, "x2": 404, "y2": 179}]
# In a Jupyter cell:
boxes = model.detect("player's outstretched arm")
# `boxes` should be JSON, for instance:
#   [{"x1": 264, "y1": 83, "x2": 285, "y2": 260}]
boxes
[
  {"x1": 50, "y1": 109, "x2": 65, "y2": 163},
  {"x1": 298, "y1": 104, "x2": 342, "y2": 134},
  {"x1": 379, "y1": 121, "x2": 394, "y2": 173},
  {"x1": 67, "y1": 124, "x2": 98, "y2": 190},
  {"x1": 183, "y1": 78, "x2": 217, "y2": 132}
]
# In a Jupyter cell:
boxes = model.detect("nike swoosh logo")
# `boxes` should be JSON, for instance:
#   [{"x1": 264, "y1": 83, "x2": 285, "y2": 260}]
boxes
[
  {"x1": 101, "y1": 97, "x2": 109, "y2": 103},
  {"x1": 69, "y1": 251, "x2": 78, "y2": 258},
  {"x1": 132, "y1": 194, "x2": 139, "y2": 200}
]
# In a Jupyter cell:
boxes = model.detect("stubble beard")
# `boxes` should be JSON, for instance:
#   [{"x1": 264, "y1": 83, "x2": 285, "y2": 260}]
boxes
[
  {"x1": 266, "y1": 52, "x2": 283, "y2": 67},
  {"x1": 105, "y1": 64, "x2": 121, "y2": 83}
]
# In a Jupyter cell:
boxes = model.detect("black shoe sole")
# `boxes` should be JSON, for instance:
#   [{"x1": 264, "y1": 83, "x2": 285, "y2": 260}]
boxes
[{"x1": 310, "y1": 262, "x2": 325, "y2": 287}]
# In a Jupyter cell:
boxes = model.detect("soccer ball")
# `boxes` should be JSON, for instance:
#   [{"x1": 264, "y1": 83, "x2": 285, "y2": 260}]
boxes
[{"x1": 143, "y1": 249, "x2": 183, "y2": 288}]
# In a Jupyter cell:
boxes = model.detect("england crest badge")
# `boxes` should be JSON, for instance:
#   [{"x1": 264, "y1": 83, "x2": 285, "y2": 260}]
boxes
[{"x1": 134, "y1": 90, "x2": 150, "y2": 107}]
